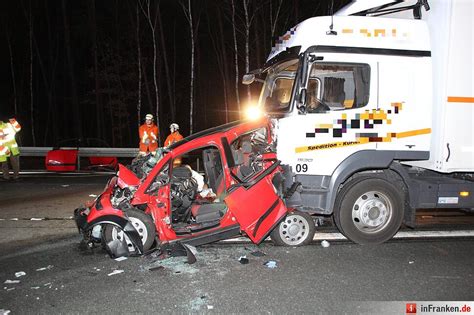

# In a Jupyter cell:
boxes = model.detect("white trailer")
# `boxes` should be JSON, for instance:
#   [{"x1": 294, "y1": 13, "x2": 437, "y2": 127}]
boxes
[{"x1": 244, "y1": 0, "x2": 474, "y2": 244}]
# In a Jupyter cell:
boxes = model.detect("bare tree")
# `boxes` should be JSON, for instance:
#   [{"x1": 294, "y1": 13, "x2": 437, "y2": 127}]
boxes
[
  {"x1": 87, "y1": 0, "x2": 103, "y2": 140},
  {"x1": 136, "y1": 2, "x2": 142, "y2": 130},
  {"x1": 270, "y1": 0, "x2": 283, "y2": 44},
  {"x1": 181, "y1": 0, "x2": 196, "y2": 134},
  {"x1": 32, "y1": 27, "x2": 56, "y2": 145},
  {"x1": 206, "y1": 7, "x2": 230, "y2": 123},
  {"x1": 5, "y1": 28, "x2": 17, "y2": 118},
  {"x1": 61, "y1": 0, "x2": 82, "y2": 139},
  {"x1": 243, "y1": 0, "x2": 251, "y2": 104},
  {"x1": 230, "y1": 0, "x2": 241, "y2": 117},
  {"x1": 157, "y1": 5, "x2": 175, "y2": 121},
  {"x1": 29, "y1": 1, "x2": 35, "y2": 146},
  {"x1": 139, "y1": 0, "x2": 160, "y2": 143}
]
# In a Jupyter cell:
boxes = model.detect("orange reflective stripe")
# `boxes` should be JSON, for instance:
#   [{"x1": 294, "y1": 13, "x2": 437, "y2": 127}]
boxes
[
  {"x1": 395, "y1": 128, "x2": 431, "y2": 139},
  {"x1": 447, "y1": 96, "x2": 474, "y2": 103}
]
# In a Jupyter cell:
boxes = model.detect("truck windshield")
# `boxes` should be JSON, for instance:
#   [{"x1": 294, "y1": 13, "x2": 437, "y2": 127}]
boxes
[{"x1": 258, "y1": 59, "x2": 298, "y2": 112}]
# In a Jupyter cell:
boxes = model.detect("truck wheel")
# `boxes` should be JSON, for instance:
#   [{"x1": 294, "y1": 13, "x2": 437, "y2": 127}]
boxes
[
  {"x1": 102, "y1": 209, "x2": 155, "y2": 253},
  {"x1": 271, "y1": 211, "x2": 315, "y2": 246},
  {"x1": 334, "y1": 177, "x2": 404, "y2": 245}
]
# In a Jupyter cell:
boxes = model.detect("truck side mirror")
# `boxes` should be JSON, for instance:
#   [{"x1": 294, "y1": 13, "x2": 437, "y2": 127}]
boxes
[{"x1": 242, "y1": 74, "x2": 255, "y2": 85}]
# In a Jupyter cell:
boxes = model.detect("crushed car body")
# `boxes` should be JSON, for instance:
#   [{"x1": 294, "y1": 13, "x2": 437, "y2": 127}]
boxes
[{"x1": 74, "y1": 118, "x2": 316, "y2": 258}]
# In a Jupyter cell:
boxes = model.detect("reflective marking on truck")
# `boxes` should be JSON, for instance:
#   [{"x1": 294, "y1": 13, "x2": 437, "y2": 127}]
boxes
[
  {"x1": 394, "y1": 128, "x2": 431, "y2": 139},
  {"x1": 296, "y1": 128, "x2": 431, "y2": 153},
  {"x1": 438, "y1": 197, "x2": 459, "y2": 204},
  {"x1": 295, "y1": 139, "x2": 369, "y2": 153},
  {"x1": 447, "y1": 96, "x2": 474, "y2": 103}
]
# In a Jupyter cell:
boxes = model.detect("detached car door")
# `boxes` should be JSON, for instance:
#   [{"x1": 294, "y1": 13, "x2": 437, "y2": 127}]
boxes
[{"x1": 224, "y1": 160, "x2": 288, "y2": 244}]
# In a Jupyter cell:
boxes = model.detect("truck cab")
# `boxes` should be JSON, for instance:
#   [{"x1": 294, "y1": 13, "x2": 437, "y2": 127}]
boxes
[{"x1": 244, "y1": 0, "x2": 474, "y2": 244}]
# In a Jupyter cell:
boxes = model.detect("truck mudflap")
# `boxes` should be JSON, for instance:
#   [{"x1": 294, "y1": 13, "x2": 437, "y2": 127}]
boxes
[{"x1": 74, "y1": 208, "x2": 144, "y2": 257}]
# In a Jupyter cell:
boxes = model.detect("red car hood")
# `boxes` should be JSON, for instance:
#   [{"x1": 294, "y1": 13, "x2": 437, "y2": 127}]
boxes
[{"x1": 117, "y1": 164, "x2": 140, "y2": 188}]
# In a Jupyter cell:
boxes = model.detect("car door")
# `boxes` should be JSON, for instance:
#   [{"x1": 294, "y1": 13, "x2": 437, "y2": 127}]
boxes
[{"x1": 224, "y1": 159, "x2": 288, "y2": 244}]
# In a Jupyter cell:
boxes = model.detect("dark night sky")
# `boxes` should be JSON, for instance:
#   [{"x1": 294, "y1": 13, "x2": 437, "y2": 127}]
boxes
[{"x1": 0, "y1": 0, "x2": 349, "y2": 147}]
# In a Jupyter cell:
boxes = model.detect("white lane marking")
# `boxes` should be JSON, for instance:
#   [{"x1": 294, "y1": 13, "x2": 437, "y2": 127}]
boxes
[
  {"x1": 107, "y1": 270, "x2": 124, "y2": 276},
  {"x1": 221, "y1": 230, "x2": 474, "y2": 243},
  {"x1": 19, "y1": 171, "x2": 115, "y2": 176},
  {"x1": 0, "y1": 217, "x2": 74, "y2": 221}
]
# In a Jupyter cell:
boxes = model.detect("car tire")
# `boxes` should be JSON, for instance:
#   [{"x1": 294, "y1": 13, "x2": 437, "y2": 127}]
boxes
[
  {"x1": 102, "y1": 209, "x2": 155, "y2": 253},
  {"x1": 271, "y1": 211, "x2": 315, "y2": 246},
  {"x1": 334, "y1": 177, "x2": 404, "y2": 245}
]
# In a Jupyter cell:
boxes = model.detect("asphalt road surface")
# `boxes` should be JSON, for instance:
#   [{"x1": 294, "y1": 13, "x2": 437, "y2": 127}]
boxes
[{"x1": 1, "y1": 173, "x2": 473, "y2": 313}]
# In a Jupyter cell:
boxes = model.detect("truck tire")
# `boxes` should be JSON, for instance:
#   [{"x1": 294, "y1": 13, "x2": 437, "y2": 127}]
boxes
[
  {"x1": 271, "y1": 211, "x2": 315, "y2": 246},
  {"x1": 334, "y1": 177, "x2": 404, "y2": 245},
  {"x1": 102, "y1": 209, "x2": 155, "y2": 253}
]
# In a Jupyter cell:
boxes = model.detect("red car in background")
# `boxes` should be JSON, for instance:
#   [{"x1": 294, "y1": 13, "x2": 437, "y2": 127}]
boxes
[
  {"x1": 74, "y1": 119, "x2": 316, "y2": 258},
  {"x1": 46, "y1": 138, "x2": 118, "y2": 172}
]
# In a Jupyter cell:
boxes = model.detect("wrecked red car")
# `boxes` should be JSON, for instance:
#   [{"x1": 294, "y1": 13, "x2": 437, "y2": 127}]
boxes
[{"x1": 74, "y1": 119, "x2": 315, "y2": 257}]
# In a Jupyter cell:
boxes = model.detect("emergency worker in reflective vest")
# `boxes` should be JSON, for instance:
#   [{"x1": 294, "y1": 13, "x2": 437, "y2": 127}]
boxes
[
  {"x1": 0, "y1": 118, "x2": 21, "y2": 180},
  {"x1": 164, "y1": 123, "x2": 183, "y2": 147},
  {"x1": 139, "y1": 114, "x2": 159, "y2": 155}
]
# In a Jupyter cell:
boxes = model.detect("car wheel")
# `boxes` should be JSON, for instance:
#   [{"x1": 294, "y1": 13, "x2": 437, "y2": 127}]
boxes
[
  {"x1": 102, "y1": 209, "x2": 155, "y2": 253},
  {"x1": 334, "y1": 177, "x2": 404, "y2": 245},
  {"x1": 271, "y1": 211, "x2": 315, "y2": 246}
]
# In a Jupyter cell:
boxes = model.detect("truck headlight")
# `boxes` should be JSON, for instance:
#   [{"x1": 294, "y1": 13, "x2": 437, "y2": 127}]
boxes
[{"x1": 245, "y1": 106, "x2": 263, "y2": 120}]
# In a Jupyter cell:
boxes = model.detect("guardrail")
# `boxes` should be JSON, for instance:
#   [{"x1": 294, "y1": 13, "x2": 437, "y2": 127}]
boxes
[{"x1": 20, "y1": 147, "x2": 139, "y2": 157}]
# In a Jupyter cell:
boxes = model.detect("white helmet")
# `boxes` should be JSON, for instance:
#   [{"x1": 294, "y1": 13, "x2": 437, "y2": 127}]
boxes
[
  {"x1": 170, "y1": 123, "x2": 179, "y2": 132},
  {"x1": 145, "y1": 114, "x2": 154, "y2": 120}
]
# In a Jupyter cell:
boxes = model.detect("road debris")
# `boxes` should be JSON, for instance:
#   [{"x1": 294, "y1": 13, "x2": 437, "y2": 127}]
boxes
[
  {"x1": 409, "y1": 260, "x2": 415, "y2": 264},
  {"x1": 15, "y1": 271, "x2": 26, "y2": 278},
  {"x1": 4, "y1": 280, "x2": 20, "y2": 284},
  {"x1": 89, "y1": 194, "x2": 98, "y2": 197},
  {"x1": 30, "y1": 286, "x2": 40, "y2": 290},
  {"x1": 263, "y1": 260, "x2": 277, "y2": 269},
  {"x1": 107, "y1": 269, "x2": 124, "y2": 276},
  {"x1": 321, "y1": 240, "x2": 330, "y2": 248},
  {"x1": 189, "y1": 295, "x2": 209, "y2": 311},
  {"x1": 207, "y1": 305, "x2": 214, "y2": 310},
  {"x1": 147, "y1": 257, "x2": 199, "y2": 275},
  {"x1": 250, "y1": 250, "x2": 266, "y2": 257},
  {"x1": 183, "y1": 244, "x2": 198, "y2": 257},
  {"x1": 30, "y1": 218, "x2": 44, "y2": 221},
  {"x1": 10, "y1": 218, "x2": 18, "y2": 221},
  {"x1": 0, "y1": 309, "x2": 11, "y2": 315},
  {"x1": 114, "y1": 256, "x2": 128, "y2": 262},
  {"x1": 148, "y1": 242, "x2": 197, "y2": 265},
  {"x1": 238, "y1": 256, "x2": 249, "y2": 264},
  {"x1": 36, "y1": 265, "x2": 54, "y2": 271},
  {"x1": 149, "y1": 265, "x2": 165, "y2": 271}
]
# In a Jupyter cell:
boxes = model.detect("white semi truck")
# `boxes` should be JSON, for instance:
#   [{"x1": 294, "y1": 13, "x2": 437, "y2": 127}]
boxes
[{"x1": 244, "y1": 0, "x2": 474, "y2": 244}]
